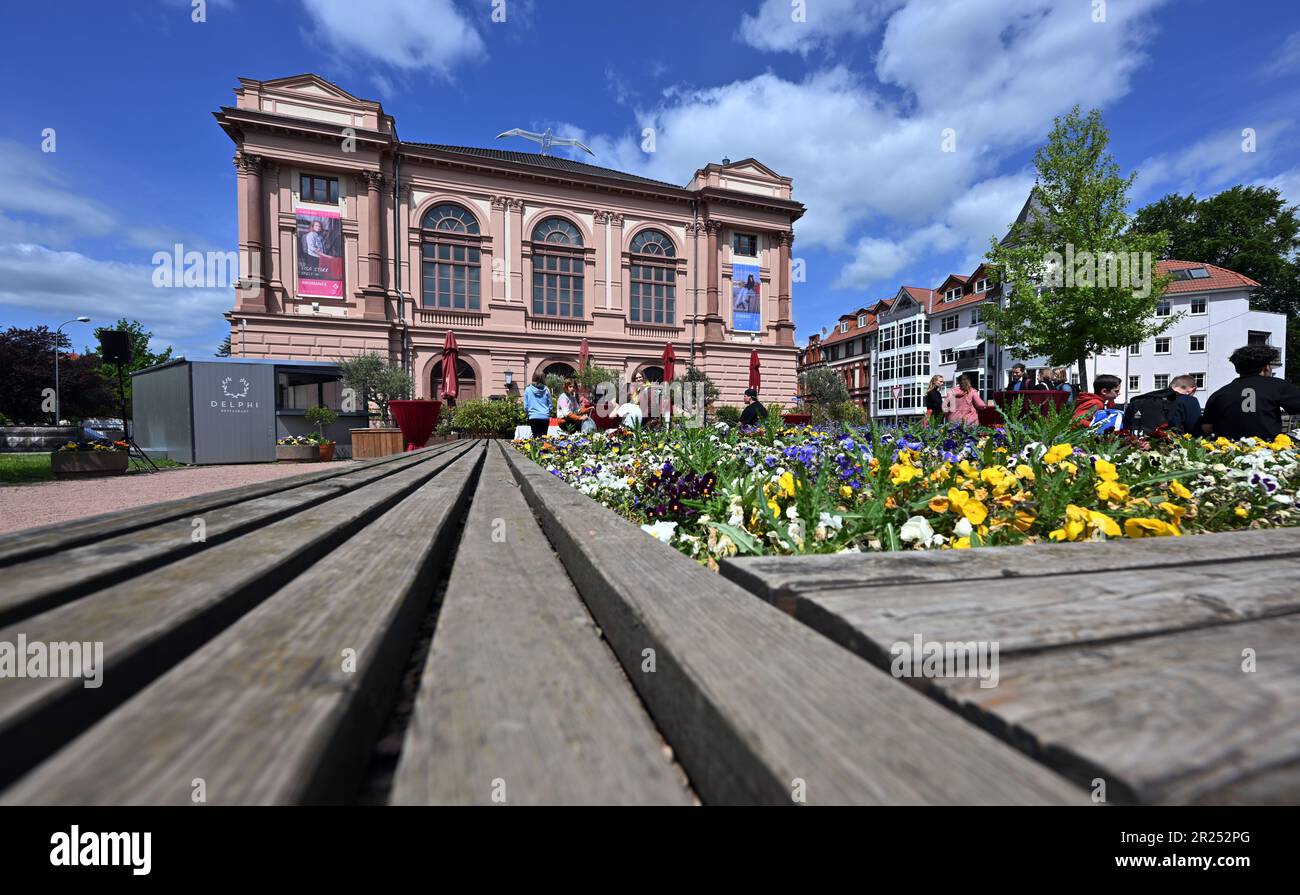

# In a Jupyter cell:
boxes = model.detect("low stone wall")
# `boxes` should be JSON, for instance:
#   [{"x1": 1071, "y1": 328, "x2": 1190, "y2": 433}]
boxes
[{"x1": 0, "y1": 426, "x2": 82, "y2": 453}]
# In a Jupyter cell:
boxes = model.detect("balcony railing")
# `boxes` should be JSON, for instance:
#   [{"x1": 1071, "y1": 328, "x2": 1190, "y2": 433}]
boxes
[
  {"x1": 414, "y1": 307, "x2": 487, "y2": 328},
  {"x1": 527, "y1": 316, "x2": 590, "y2": 334}
]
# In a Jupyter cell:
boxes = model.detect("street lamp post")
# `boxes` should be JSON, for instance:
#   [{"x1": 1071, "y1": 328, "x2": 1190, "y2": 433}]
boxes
[{"x1": 53, "y1": 316, "x2": 91, "y2": 423}]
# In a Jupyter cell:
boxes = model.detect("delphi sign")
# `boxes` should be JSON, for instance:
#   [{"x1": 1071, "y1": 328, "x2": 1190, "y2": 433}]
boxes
[{"x1": 211, "y1": 375, "x2": 260, "y2": 413}]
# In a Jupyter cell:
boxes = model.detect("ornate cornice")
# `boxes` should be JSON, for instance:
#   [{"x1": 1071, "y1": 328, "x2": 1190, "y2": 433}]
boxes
[{"x1": 233, "y1": 152, "x2": 264, "y2": 174}]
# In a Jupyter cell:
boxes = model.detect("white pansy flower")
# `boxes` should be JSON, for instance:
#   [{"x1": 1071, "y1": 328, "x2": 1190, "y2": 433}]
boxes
[
  {"x1": 953, "y1": 517, "x2": 973, "y2": 538},
  {"x1": 640, "y1": 520, "x2": 677, "y2": 543}
]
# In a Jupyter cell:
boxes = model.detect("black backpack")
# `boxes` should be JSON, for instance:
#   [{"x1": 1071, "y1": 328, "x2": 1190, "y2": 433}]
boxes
[{"x1": 1125, "y1": 388, "x2": 1182, "y2": 434}]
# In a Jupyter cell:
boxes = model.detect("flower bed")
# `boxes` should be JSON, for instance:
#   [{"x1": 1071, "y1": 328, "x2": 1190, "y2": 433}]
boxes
[{"x1": 512, "y1": 407, "x2": 1298, "y2": 569}]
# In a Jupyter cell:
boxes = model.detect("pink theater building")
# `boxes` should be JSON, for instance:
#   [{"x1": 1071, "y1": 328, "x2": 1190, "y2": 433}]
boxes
[{"x1": 215, "y1": 74, "x2": 803, "y2": 406}]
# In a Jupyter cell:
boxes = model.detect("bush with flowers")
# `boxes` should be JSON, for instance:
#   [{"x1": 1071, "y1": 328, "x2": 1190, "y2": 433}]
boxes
[{"x1": 513, "y1": 402, "x2": 1298, "y2": 569}]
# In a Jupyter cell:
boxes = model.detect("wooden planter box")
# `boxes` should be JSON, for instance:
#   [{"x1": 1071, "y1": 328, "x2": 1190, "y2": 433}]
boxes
[
  {"x1": 350, "y1": 428, "x2": 404, "y2": 458},
  {"x1": 51, "y1": 450, "x2": 129, "y2": 477},
  {"x1": 276, "y1": 444, "x2": 320, "y2": 462}
]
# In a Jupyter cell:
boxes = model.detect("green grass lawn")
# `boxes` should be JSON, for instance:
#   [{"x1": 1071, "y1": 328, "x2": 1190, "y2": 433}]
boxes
[{"x1": 0, "y1": 453, "x2": 185, "y2": 484}]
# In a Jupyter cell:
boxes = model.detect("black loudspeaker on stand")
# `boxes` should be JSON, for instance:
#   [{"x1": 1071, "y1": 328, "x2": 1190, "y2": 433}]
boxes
[{"x1": 98, "y1": 330, "x2": 158, "y2": 472}]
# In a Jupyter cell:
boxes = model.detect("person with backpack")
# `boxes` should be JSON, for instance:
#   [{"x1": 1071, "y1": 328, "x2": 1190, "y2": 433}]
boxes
[
  {"x1": 1124, "y1": 383, "x2": 1186, "y2": 435},
  {"x1": 1201, "y1": 345, "x2": 1300, "y2": 439},
  {"x1": 1169, "y1": 374, "x2": 1201, "y2": 435}
]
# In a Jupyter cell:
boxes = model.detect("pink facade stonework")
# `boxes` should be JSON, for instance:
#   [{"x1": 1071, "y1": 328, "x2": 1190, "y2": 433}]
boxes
[{"x1": 216, "y1": 75, "x2": 804, "y2": 405}]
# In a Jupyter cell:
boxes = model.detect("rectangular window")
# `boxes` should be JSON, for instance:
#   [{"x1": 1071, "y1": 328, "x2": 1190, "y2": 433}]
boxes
[
  {"x1": 732, "y1": 233, "x2": 758, "y2": 256},
  {"x1": 1248, "y1": 330, "x2": 1270, "y2": 346},
  {"x1": 879, "y1": 355, "x2": 895, "y2": 381},
  {"x1": 1129, "y1": 343, "x2": 1141, "y2": 356},
  {"x1": 1128, "y1": 375, "x2": 1140, "y2": 393},
  {"x1": 944, "y1": 287, "x2": 962, "y2": 302},
  {"x1": 877, "y1": 386, "x2": 895, "y2": 411},
  {"x1": 970, "y1": 307, "x2": 982, "y2": 325},
  {"x1": 1189, "y1": 334, "x2": 1206, "y2": 353},
  {"x1": 858, "y1": 314, "x2": 867, "y2": 327},
  {"x1": 840, "y1": 322, "x2": 848, "y2": 333},
  {"x1": 940, "y1": 348, "x2": 955, "y2": 364},
  {"x1": 1155, "y1": 300, "x2": 1171, "y2": 317},
  {"x1": 299, "y1": 174, "x2": 339, "y2": 204},
  {"x1": 940, "y1": 314, "x2": 958, "y2": 333},
  {"x1": 1190, "y1": 297, "x2": 1207, "y2": 315},
  {"x1": 421, "y1": 243, "x2": 481, "y2": 310},
  {"x1": 1153, "y1": 374, "x2": 1170, "y2": 390},
  {"x1": 973, "y1": 278, "x2": 989, "y2": 293},
  {"x1": 1155, "y1": 337, "x2": 1171, "y2": 355},
  {"x1": 1192, "y1": 372, "x2": 1206, "y2": 389},
  {"x1": 879, "y1": 325, "x2": 895, "y2": 351},
  {"x1": 531, "y1": 252, "x2": 584, "y2": 318}
]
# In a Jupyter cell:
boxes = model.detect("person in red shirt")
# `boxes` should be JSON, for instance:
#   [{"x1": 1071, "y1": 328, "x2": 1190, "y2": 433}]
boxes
[{"x1": 1073, "y1": 374, "x2": 1121, "y2": 421}]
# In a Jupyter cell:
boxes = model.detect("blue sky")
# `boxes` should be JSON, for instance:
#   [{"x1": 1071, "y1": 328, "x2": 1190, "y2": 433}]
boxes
[{"x1": 0, "y1": 0, "x2": 1297, "y2": 357}]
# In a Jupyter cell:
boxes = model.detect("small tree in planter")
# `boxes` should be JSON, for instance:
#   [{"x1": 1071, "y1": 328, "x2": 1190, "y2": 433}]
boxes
[
  {"x1": 337, "y1": 352, "x2": 413, "y2": 426},
  {"x1": 304, "y1": 405, "x2": 339, "y2": 460}
]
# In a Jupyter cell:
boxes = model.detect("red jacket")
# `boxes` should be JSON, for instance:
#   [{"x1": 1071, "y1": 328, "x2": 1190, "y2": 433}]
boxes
[{"x1": 1073, "y1": 392, "x2": 1114, "y2": 420}]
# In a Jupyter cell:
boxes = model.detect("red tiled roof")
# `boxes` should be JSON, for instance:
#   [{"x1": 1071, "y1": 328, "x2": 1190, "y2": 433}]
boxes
[{"x1": 1157, "y1": 260, "x2": 1260, "y2": 294}]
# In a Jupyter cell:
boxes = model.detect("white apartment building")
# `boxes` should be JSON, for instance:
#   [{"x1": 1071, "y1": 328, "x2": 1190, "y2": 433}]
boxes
[{"x1": 868, "y1": 287, "x2": 933, "y2": 422}]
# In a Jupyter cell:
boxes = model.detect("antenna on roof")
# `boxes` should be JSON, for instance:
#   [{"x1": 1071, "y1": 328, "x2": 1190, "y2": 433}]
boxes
[{"x1": 496, "y1": 127, "x2": 594, "y2": 157}]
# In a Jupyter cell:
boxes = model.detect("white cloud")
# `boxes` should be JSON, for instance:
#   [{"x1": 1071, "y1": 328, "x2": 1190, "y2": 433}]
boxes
[
  {"x1": 588, "y1": 0, "x2": 1167, "y2": 270},
  {"x1": 739, "y1": 0, "x2": 904, "y2": 54},
  {"x1": 299, "y1": 0, "x2": 486, "y2": 79},
  {"x1": 1252, "y1": 166, "x2": 1300, "y2": 209},
  {"x1": 834, "y1": 171, "x2": 1035, "y2": 289},
  {"x1": 1265, "y1": 30, "x2": 1300, "y2": 77},
  {"x1": 1135, "y1": 120, "x2": 1296, "y2": 201},
  {"x1": 0, "y1": 244, "x2": 232, "y2": 358}
]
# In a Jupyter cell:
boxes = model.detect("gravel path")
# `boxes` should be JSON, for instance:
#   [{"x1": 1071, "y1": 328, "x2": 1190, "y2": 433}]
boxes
[{"x1": 0, "y1": 461, "x2": 360, "y2": 536}]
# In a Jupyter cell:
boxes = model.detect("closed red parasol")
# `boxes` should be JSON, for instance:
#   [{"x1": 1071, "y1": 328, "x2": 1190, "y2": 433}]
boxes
[
  {"x1": 440, "y1": 330, "x2": 459, "y2": 401},
  {"x1": 748, "y1": 348, "x2": 761, "y2": 391},
  {"x1": 661, "y1": 342, "x2": 676, "y2": 382}
]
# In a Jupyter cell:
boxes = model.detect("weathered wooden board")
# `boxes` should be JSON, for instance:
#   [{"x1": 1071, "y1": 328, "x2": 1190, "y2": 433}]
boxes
[
  {"x1": 938, "y1": 615, "x2": 1300, "y2": 805},
  {"x1": 390, "y1": 442, "x2": 693, "y2": 806},
  {"x1": 2, "y1": 443, "x2": 485, "y2": 805},
  {"x1": 0, "y1": 444, "x2": 462, "y2": 628},
  {"x1": 0, "y1": 448, "x2": 424, "y2": 567},
  {"x1": 725, "y1": 555, "x2": 1300, "y2": 661},
  {"x1": 0, "y1": 441, "x2": 478, "y2": 791},
  {"x1": 503, "y1": 449, "x2": 1082, "y2": 805},
  {"x1": 722, "y1": 527, "x2": 1300, "y2": 614}
]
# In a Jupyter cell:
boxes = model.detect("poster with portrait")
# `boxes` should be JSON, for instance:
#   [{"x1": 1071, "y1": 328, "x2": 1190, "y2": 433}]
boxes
[
  {"x1": 731, "y1": 262, "x2": 761, "y2": 332},
  {"x1": 296, "y1": 207, "x2": 344, "y2": 298}
]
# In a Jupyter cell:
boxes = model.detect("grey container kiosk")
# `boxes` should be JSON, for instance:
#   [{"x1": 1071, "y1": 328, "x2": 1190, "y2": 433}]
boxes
[{"x1": 132, "y1": 358, "x2": 363, "y2": 464}]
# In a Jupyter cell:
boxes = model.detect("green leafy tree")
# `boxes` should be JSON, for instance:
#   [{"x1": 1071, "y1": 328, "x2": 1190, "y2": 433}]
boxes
[
  {"x1": 0, "y1": 326, "x2": 116, "y2": 423},
  {"x1": 982, "y1": 106, "x2": 1172, "y2": 384},
  {"x1": 1129, "y1": 185, "x2": 1300, "y2": 383},
  {"x1": 87, "y1": 318, "x2": 174, "y2": 411},
  {"x1": 799, "y1": 367, "x2": 850, "y2": 406}
]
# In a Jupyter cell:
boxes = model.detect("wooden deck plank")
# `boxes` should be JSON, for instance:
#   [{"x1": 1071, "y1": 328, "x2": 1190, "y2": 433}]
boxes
[
  {"x1": 0, "y1": 441, "x2": 478, "y2": 791},
  {"x1": 0, "y1": 448, "x2": 427, "y2": 567},
  {"x1": 0, "y1": 444, "x2": 463, "y2": 628},
  {"x1": 726, "y1": 555, "x2": 1300, "y2": 659},
  {"x1": 1, "y1": 443, "x2": 485, "y2": 805},
  {"x1": 502, "y1": 449, "x2": 1082, "y2": 805},
  {"x1": 390, "y1": 442, "x2": 693, "y2": 806},
  {"x1": 938, "y1": 615, "x2": 1300, "y2": 805}
]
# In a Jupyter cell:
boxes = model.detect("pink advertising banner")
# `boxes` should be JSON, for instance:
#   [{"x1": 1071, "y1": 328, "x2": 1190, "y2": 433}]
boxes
[{"x1": 296, "y1": 207, "x2": 344, "y2": 298}]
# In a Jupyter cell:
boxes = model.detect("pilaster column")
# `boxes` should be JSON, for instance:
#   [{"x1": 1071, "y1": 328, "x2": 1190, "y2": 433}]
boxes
[
  {"x1": 775, "y1": 229, "x2": 796, "y2": 346},
  {"x1": 507, "y1": 198, "x2": 524, "y2": 303},
  {"x1": 608, "y1": 213, "x2": 624, "y2": 311},
  {"x1": 235, "y1": 152, "x2": 269, "y2": 313},
  {"x1": 704, "y1": 219, "x2": 724, "y2": 341},
  {"x1": 490, "y1": 195, "x2": 509, "y2": 303},
  {"x1": 360, "y1": 170, "x2": 388, "y2": 320}
]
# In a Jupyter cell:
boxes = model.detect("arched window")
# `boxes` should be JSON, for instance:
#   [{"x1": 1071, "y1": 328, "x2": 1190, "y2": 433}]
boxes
[
  {"x1": 629, "y1": 229, "x2": 676, "y2": 325},
  {"x1": 421, "y1": 203, "x2": 482, "y2": 310},
  {"x1": 531, "y1": 217, "x2": 584, "y2": 318}
]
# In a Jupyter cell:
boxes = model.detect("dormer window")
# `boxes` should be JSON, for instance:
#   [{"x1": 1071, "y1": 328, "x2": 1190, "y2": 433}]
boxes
[
  {"x1": 945, "y1": 287, "x2": 963, "y2": 302},
  {"x1": 973, "y1": 278, "x2": 989, "y2": 293},
  {"x1": 858, "y1": 314, "x2": 867, "y2": 327},
  {"x1": 839, "y1": 322, "x2": 848, "y2": 333}
]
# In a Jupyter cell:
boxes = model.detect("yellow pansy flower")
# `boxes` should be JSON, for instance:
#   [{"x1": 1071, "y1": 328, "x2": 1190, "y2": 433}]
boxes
[
  {"x1": 890, "y1": 463, "x2": 922, "y2": 486},
  {"x1": 1124, "y1": 517, "x2": 1181, "y2": 538},
  {"x1": 928, "y1": 495, "x2": 951, "y2": 513},
  {"x1": 951, "y1": 537, "x2": 972, "y2": 549},
  {"x1": 778, "y1": 472, "x2": 796, "y2": 497},
  {"x1": 1158, "y1": 502, "x2": 1185, "y2": 525},
  {"x1": 1015, "y1": 464, "x2": 1035, "y2": 481},
  {"x1": 962, "y1": 500, "x2": 989, "y2": 526},
  {"x1": 1013, "y1": 509, "x2": 1036, "y2": 532},
  {"x1": 1043, "y1": 443, "x2": 1073, "y2": 464},
  {"x1": 1234, "y1": 506, "x2": 1249, "y2": 518},
  {"x1": 1272, "y1": 433, "x2": 1294, "y2": 450},
  {"x1": 1094, "y1": 459, "x2": 1119, "y2": 481},
  {"x1": 767, "y1": 499, "x2": 780, "y2": 519},
  {"x1": 840, "y1": 485, "x2": 854, "y2": 499},
  {"x1": 1095, "y1": 480, "x2": 1131, "y2": 503},
  {"x1": 1169, "y1": 480, "x2": 1192, "y2": 500}
]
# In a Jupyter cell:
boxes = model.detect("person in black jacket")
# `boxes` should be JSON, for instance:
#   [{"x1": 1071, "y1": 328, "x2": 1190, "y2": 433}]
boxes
[
  {"x1": 739, "y1": 388, "x2": 767, "y2": 427},
  {"x1": 1169, "y1": 374, "x2": 1202, "y2": 435},
  {"x1": 1201, "y1": 345, "x2": 1300, "y2": 439},
  {"x1": 924, "y1": 375, "x2": 946, "y2": 422}
]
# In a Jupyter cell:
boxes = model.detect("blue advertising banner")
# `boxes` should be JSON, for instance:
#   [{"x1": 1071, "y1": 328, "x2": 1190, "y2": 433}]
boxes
[{"x1": 731, "y1": 263, "x2": 761, "y2": 332}]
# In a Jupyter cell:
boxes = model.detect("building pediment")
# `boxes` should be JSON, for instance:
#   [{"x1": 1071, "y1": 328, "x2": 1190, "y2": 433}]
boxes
[{"x1": 255, "y1": 74, "x2": 371, "y2": 105}]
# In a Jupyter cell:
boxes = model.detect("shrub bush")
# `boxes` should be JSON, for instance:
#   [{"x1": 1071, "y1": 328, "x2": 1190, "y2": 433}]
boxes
[{"x1": 451, "y1": 397, "x2": 524, "y2": 435}]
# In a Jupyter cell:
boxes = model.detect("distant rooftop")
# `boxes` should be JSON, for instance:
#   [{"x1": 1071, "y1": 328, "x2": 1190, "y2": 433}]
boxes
[{"x1": 405, "y1": 143, "x2": 684, "y2": 190}]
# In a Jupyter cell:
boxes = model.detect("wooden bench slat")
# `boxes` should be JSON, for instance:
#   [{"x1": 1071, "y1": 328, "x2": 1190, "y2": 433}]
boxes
[
  {"x1": 502, "y1": 449, "x2": 1081, "y2": 805},
  {"x1": 390, "y1": 442, "x2": 693, "y2": 806},
  {"x1": 939, "y1": 615, "x2": 1300, "y2": 804},
  {"x1": 0, "y1": 443, "x2": 463, "y2": 629},
  {"x1": 736, "y1": 556, "x2": 1300, "y2": 659},
  {"x1": 1, "y1": 442, "x2": 485, "y2": 805},
  {"x1": 721, "y1": 528, "x2": 1300, "y2": 611},
  {"x1": 0, "y1": 441, "x2": 479, "y2": 792},
  {"x1": 0, "y1": 447, "x2": 428, "y2": 567}
]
